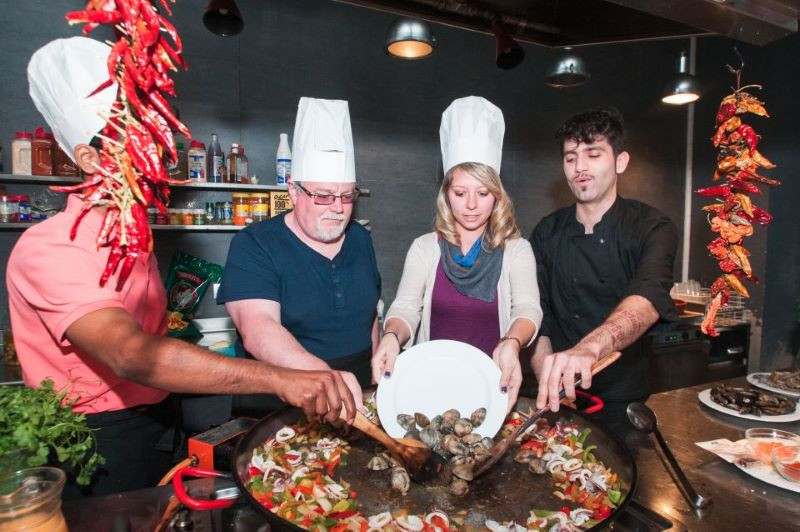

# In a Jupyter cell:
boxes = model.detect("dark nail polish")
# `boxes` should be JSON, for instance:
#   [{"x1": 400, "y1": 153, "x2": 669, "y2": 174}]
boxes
[
  {"x1": 384, "y1": 371, "x2": 391, "y2": 378},
  {"x1": 501, "y1": 386, "x2": 508, "y2": 393}
]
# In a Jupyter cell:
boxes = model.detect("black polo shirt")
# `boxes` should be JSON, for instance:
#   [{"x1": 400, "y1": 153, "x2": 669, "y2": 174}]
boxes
[{"x1": 529, "y1": 197, "x2": 678, "y2": 402}]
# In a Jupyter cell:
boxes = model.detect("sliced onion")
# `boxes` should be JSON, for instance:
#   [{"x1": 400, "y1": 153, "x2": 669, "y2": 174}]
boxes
[
  {"x1": 368, "y1": 511, "x2": 392, "y2": 528},
  {"x1": 395, "y1": 515, "x2": 424, "y2": 531},
  {"x1": 424, "y1": 510, "x2": 449, "y2": 528},
  {"x1": 562, "y1": 458, "x2": 582, "y2": 472},
  {"x1": 276, "y1": 427, "x2": 296, "y2": 442}
]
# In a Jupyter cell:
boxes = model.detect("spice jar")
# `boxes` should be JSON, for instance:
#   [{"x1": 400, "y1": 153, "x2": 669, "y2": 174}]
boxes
[
  {"x1": 146, "y1": 208, "x2": 157, "y2": 225},
  {"x1": 0, "y1": 195, "x2": 20, "y2": 223},
  {"x1": 193, "y1": 209, "x2": 205, "y2": 225},
  {"x1": 168, "y1": 208, "x2": 181, "y2": 225},
  {"x1": 53, "y1": 144, "x2": 80, "y2": 177},
  {"x1": 232, "y1": 193, "x2": 251, "y2": 225},
  {"x1": 204, "y1": 202, "x2": 215, "y2": 224},
  {"x1": 11, "y1": 131, "x2": 33, "y2": 175},
  {"x1": 31, "y1": 127, "x2": 54, "y2": 176},
  {"x1": 17, "y1": 195, "x2": 31, "y2": 222},
  {"x1": 250, "y1": 193, "x2": 270, "y2": 222},
  {"x1": 181, "y1": 208, "x2": 194, "y2": 225},
  {"x1": 155, "y1": 209, "x2": 168, "y2": 225}
]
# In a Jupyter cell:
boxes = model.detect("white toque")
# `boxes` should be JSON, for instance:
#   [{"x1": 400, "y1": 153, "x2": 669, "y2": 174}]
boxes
[
  {"x1": 440, "y1": 96, "x2": 505, "y2": 175},
  {"x1": 291, "y1": 97, "x2": 356, "y2": 183}
]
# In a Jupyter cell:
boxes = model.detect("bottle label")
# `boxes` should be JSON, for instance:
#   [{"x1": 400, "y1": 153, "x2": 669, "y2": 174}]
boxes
[
  {"x1": 211, "y1": 155, "x2": 225, "y2": 182},
  {"x1": 188, "y1": 154, "x2": 205, "y2": 181},
  {"x1": 277, "y1": 159, "x2": 291, "y2": 185}
]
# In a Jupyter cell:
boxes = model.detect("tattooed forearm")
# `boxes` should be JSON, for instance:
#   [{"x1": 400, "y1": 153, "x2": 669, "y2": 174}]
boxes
[{"x1": 576, "y1": 296, "x2": 659, "y2": 356}]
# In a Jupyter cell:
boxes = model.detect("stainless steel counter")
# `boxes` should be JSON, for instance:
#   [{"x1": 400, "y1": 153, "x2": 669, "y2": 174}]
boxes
[{"x1": 62, "y1": 378, "x2": 800, "y2": 530}]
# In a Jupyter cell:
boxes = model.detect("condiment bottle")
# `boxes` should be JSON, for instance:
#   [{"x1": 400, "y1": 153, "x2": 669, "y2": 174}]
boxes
[
  {"x1": 250, "y1": 193, "x2": 270, "y2": 222},
  {"x1": 181, "y1": 208, "x2": 194, "y2": 225},
  {"x1": 53, "y1": 144, "x2": 80, "y2": 177},
  {"x1": 17, "y1": 195, "x2": 31, "y2": 222},
  {"x1": 187, "y1": 141, "x2": 206, "y2": 181},
  {"x1": 11, "y1": 131, "x2": 33, "y2": 175},
  {"x1": 0, "y1": 195, "x2": 20, "y2": 223},
  {"x1": 167, "y1": 141, "x2": 188, "y2": 180},
  {"x1": 232, "y1": 193, "x2": 251, "y2": 225},
  {"x1": 31, "y1": 127, "x2": 54, "y2": 176},
  {"x1": 208, "y1": 134, "x2": 225, "y2": 183},
  {"x1": 276, "y1": 133, "x2": 291, "y2": 185},
  {"x1": 228, "y1": 144, "x2": 249, "y2": 184}
]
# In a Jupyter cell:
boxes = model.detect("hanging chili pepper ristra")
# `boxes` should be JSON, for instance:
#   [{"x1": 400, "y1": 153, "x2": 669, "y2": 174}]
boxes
[
  {"x1": 698, "y1": 61, "x2": 779, "y2": 337},
  {"x1": 54, "y1": 0, "x2": 191, "y2": 289}
]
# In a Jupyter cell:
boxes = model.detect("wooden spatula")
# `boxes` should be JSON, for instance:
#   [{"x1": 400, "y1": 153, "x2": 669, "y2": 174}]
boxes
[
  {"x1": 473, "y1": 351, "x2": 622, "y2": 479},
  {"x1": 348, "y1": 410, "x2": 451, "y2": 484}
]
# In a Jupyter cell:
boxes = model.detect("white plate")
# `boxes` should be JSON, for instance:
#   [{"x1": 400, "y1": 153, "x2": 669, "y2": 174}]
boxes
[
  {"x1": 376, "y1": 340, "x2": 506, "y2": 439},
  {"x1": 698, "y1": 389, "x2": 800, "y2": 422},
  {"x1": 733, "y1": 460, "x2": 800, "y2": 493},
  {"x1": 746, "y1": 373, "x2": 800, "y2": 398}
]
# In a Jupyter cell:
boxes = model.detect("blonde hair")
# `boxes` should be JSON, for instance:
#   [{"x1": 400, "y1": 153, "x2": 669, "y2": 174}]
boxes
[{"x1": 435, "y1": 162, "x2": 521, "y2": 250}]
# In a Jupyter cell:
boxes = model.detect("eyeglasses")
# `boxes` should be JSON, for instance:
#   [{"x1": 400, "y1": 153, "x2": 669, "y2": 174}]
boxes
[{"x1": 294, "y1": 183, "x2": 361, "y2": 205}]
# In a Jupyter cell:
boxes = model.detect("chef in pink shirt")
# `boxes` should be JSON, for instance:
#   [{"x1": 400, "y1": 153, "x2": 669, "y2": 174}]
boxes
[{"x1": 7, "y1": 37, "x2": 356, "y2": 498}]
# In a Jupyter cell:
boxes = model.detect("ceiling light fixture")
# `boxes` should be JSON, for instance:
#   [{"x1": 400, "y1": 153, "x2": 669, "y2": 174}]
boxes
[
  {"x1": 662, "y1": 50, "x2": 700, "y2": 105},
  {"x1": 385, "y1": 17, "x2": 436, "y2": 59},
  {"x1": 544, "y1": 48, "x2": 590, "y2": 88},
  {"x1": 203, "y1": 0, "x2": 244, "y2": 37},
  {"x1": 493, "y1": 22, "x2": 525, "y2": 70}
]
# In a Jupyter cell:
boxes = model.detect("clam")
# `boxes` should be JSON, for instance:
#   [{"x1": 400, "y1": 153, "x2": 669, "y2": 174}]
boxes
[
  {"x1": 450, "y1": 454, "x2": 475, "y2": 467},
  {"x1": 414, "y1": 412, "x2": 431, "y2": 428},
  {"x1": 429, "y1": 415, "x2": 443, "y2": 431},
  {"x1": 420, "y1": 425, "x2": 441, "y2": 449},
  {"x1": 452, "y1": 462, "x2": 475, "y2": 481},
  {"x1": 366, "y1": 454, "x2": 391, "y2": 471},
  {"x1": 390, "y1": 467, "x2": 410, "y2": 495},
  {"x1": 470, "y1": 407, "x2": 487, "y2": 427},
  {"x1": 449, "y1": 477, "x2": 470, "y2": 496},
  {"x1": 528, "y1": 457, "x2": 547, "y2": 475},
  {"x1": 472, "y1": 445, "x2": 492, "y2": 463},
  {"x1": 442, "y1": 409, "x2": 461, "y2": 424},
  {"x1": 439, "y1": 421, "x2": 455, "y2": 435},
  {"x1": 397, "y1": 414, "x2": 415, "y2": 430},
  {"x1": 480, "y1": 437, "x2": 494, "y2": 449},
  {"x1": 514, "y1": 448, "x2": 534, "y2": 464},
  {"x1": 454, "y1": 418, "x2": 473, "y2": 437},
  {"x1": 444, "y1": 437, "x2": 468, "y2": 457},
  {"x1": 404, "y1": 428, "x2": 420, "y2": 440},
  {"x1": 460, "y1": 433, "x2": 482, "y2": 446}
]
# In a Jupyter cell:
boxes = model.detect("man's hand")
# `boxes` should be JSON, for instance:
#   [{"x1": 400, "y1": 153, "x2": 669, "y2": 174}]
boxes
[
  {"x1": 274, "y1": 368, "x2": 357, "y2": 424},
  {"x1": 339, "y1": 371, "x2": 365, "y2": 414},
  {"x1": 535, "y1": 346, "x2": 598, "y2": 412},
  {"x1": 371, "y1": 334, "x2": 401, "y2": 384},
  {"x1": 492, "y1": 339, "x2": 523, "y2": 413}
]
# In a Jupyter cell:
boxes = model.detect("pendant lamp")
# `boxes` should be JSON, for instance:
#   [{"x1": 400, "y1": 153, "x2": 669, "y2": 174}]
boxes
[
  {"x1": 385, "y1": 17, "x2": 436, "y2": 59},
  {"x1": 545, "y1": 48, "x2": 590, "y2": 88},
  {"x1": 662, "y1": 50, "x2": 700, "y2": 105},
  {"x1": 493, "y1": 22, "x2": 525, "y2": 70},
  {"x1": 203, "y1": 0, "x2": 244, "y2": 37}
]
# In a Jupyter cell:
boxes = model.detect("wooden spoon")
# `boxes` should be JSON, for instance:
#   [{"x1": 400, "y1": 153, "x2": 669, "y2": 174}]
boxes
[
  {"x1": 348, "y1": 410, "x2": 451, "y2": 484},
  {"x1": 473, "y1": 351, "x2": 622, "y2": 479}
]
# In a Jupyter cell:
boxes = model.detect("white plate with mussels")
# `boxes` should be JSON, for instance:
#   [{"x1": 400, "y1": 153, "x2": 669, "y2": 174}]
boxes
[
  {"x1": 747, "y1": 372, "x2": 800, "y2": 398},
  {"x1": 698, "y1": 388, "x2": 800, "y2": 422},
  {"x1": 376, "y1": 339, "x2": 507, "y2": 439}
]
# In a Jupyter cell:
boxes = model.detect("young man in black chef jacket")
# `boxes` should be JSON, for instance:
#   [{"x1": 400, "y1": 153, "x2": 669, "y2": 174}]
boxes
[{"x1": 529, "y1": 107, "x2": 678, "y2": 428}]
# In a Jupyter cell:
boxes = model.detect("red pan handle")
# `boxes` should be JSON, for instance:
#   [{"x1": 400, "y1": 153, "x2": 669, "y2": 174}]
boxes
[
  {"x1": 575, "y1": 390, "x2": 604, "y2": 414},
  {"x1": 172, "y1": 466, "x2": 237, "y2": 510}
]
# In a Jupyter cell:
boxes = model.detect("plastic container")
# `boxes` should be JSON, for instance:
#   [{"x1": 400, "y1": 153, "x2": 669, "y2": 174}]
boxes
[
  {"x1": 250, "y1": 193, "x2": 270, "y2": 222},
  {"x1": 772, "y1": 444, "x2": 800, "y2": 483},
  {"x1": 228, "y1": 144, "x2": 248, "y2": 184},
  {"x1": 17, "y1": 195, "x2": 31, "y2": 222},
  {"x1": 0, "y1": 195, "x2": 20, "y2": 223},
  {"x1": 208, "y1": 134, "x2": 225, "y2": 183},
  {"x1": 53, "y1": 144, "x2": 79, "y2": 177},
  {"x1": 187, "y1": 141, "x2": 206, "y2": 181},
  {"x1": 745, "y1": 428, "x2": 800, "y2": 464},
  {"x1": 0, "y1": 467, "x2": 67, "y2": 532},
  {"x1": 276, "y1": 133, "x2": 291, "y2": 185},
  {"x1": 11, "y1": 131, "x2": 33, "y2": 175},
  {"x1": 232, "y1": 193, "x2": 251, "y2": 225},
  {"x1": 167, "y1": 141, "x2": 188, "y2": 180},
  {"x1": 31, "y1": 128, "x2": 54, "y2": 176}
]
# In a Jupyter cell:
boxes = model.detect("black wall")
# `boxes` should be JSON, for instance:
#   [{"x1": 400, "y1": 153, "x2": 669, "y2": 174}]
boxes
[{"x1": 3, "y1": 0, "x2": 794, "y2": 368}]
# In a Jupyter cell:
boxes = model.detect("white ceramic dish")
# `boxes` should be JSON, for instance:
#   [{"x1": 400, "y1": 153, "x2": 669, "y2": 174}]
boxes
[
  {"x1": 746, "y1": 373, "x2": 800, "y2": 398},
  {"x1": 376, "y1": 339, "x2": 507, "y2": 439},
  {"x1": 733, "y1": 459, "x2": 800, "y2": 493},
  {"x1": 698, "y1": 389, "x2": 800, "y2": 423}
]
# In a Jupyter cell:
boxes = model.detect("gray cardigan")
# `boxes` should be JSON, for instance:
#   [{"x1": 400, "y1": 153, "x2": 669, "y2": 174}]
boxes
[{"x1": 385, "y1": 232, "x2": 543, "y2": 348}]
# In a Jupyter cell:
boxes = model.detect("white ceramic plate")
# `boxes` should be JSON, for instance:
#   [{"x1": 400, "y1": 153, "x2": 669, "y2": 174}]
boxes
[
  {"x1": 746, "y1": 373, "x2": 800, "y2": 398},
  {"x1": 698, "y1": 389, "x2": 800, "y2": 423},
  {"x1": 376, "y1": 339, "x2": 506, "y2": 439},
  {"x1": 733, "y1": 460, "x2": 800, "y2": 493}
]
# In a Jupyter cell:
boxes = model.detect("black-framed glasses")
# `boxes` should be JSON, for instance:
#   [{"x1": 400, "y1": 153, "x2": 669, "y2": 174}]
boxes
[{"x1": 294, "y1": 183, "x2": 360, "y2": 205}]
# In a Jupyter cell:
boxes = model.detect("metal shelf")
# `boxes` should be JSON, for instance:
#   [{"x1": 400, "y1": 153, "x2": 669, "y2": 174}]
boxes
[
  {"x1": 0, "y1": 174, "x2": 370, "y2": 195},
  {"x1": 152, "y1": 224, "x2": 244, "y2": 232},
  {"x1": 0, "y1": 223, "x2": 38, "y2": 230}
]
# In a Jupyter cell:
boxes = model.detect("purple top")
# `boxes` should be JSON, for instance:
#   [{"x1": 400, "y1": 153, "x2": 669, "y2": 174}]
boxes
[{"x1": 429, "y1": 260, "x2": 500, "y2": 356}]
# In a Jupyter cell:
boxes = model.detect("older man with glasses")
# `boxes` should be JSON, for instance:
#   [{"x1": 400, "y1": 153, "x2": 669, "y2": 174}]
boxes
[{"x1": 218, "y1": 98, "x2": 380, "y2": 413}]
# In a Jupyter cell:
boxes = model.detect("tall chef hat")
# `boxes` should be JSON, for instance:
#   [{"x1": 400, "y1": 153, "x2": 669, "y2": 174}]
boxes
[
  {"x1": 440, "y1": 96, "x2": 505, "y2": 175},
  {"x1": 28, "y1": 37, "x2": 119, "y2": 164},
  {"x1": 291, "y1": 97, "x2": 356, "y2": 183}
]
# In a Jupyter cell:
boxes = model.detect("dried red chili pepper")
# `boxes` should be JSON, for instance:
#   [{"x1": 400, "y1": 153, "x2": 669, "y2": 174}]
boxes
[{"x1": 696, "y1": 185, "x2": 732, "y2": 197}]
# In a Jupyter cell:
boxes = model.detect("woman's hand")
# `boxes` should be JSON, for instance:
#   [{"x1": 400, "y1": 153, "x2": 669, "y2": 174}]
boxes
[
  {"x1": 493, "y1": 337, "x2": 523, "y2": 413},
  {"x1": 371, "y1": 333, "x2": 402, "y2": 384}
]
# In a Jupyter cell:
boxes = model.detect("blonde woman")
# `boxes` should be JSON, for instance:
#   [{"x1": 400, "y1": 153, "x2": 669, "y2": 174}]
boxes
[{"x1": 371, "y1": 97, "x2": 542, "y2": 409}]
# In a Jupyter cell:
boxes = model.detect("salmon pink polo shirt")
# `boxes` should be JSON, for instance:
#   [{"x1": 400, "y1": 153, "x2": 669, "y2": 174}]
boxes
[{"x1": 7, "y1": 194, "x2": 169, "y2": 414}]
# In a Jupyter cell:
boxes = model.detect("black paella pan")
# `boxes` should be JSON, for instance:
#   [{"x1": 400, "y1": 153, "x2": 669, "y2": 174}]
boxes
[{"x1": 229, "y1": 396, "x2": 637, "y2": 531}]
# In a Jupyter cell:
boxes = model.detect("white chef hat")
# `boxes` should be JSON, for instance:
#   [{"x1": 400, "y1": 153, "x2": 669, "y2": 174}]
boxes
[
  {"x1": 291, "y1": 97, "x2": 356, "y2": 184},
  {"x1": 27, "y1": 37, "x2": 118, "y2": 163},
  {"x1": 440, "y1": 96, "x2": 505, "y2": 175}
]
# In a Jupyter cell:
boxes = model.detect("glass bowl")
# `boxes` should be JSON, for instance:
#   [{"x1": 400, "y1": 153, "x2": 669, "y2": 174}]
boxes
[
  {"x1": 745, "y1": 428, "x2": 800, "y2": 464},
  {"x1": 772, "y1": 444, "x2": 800, "y2": 483}
]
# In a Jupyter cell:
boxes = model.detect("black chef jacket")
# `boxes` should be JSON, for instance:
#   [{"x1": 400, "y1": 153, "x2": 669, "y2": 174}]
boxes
[{"x1": 530, "y1": 196, "x2": 679, "y2": 402}]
